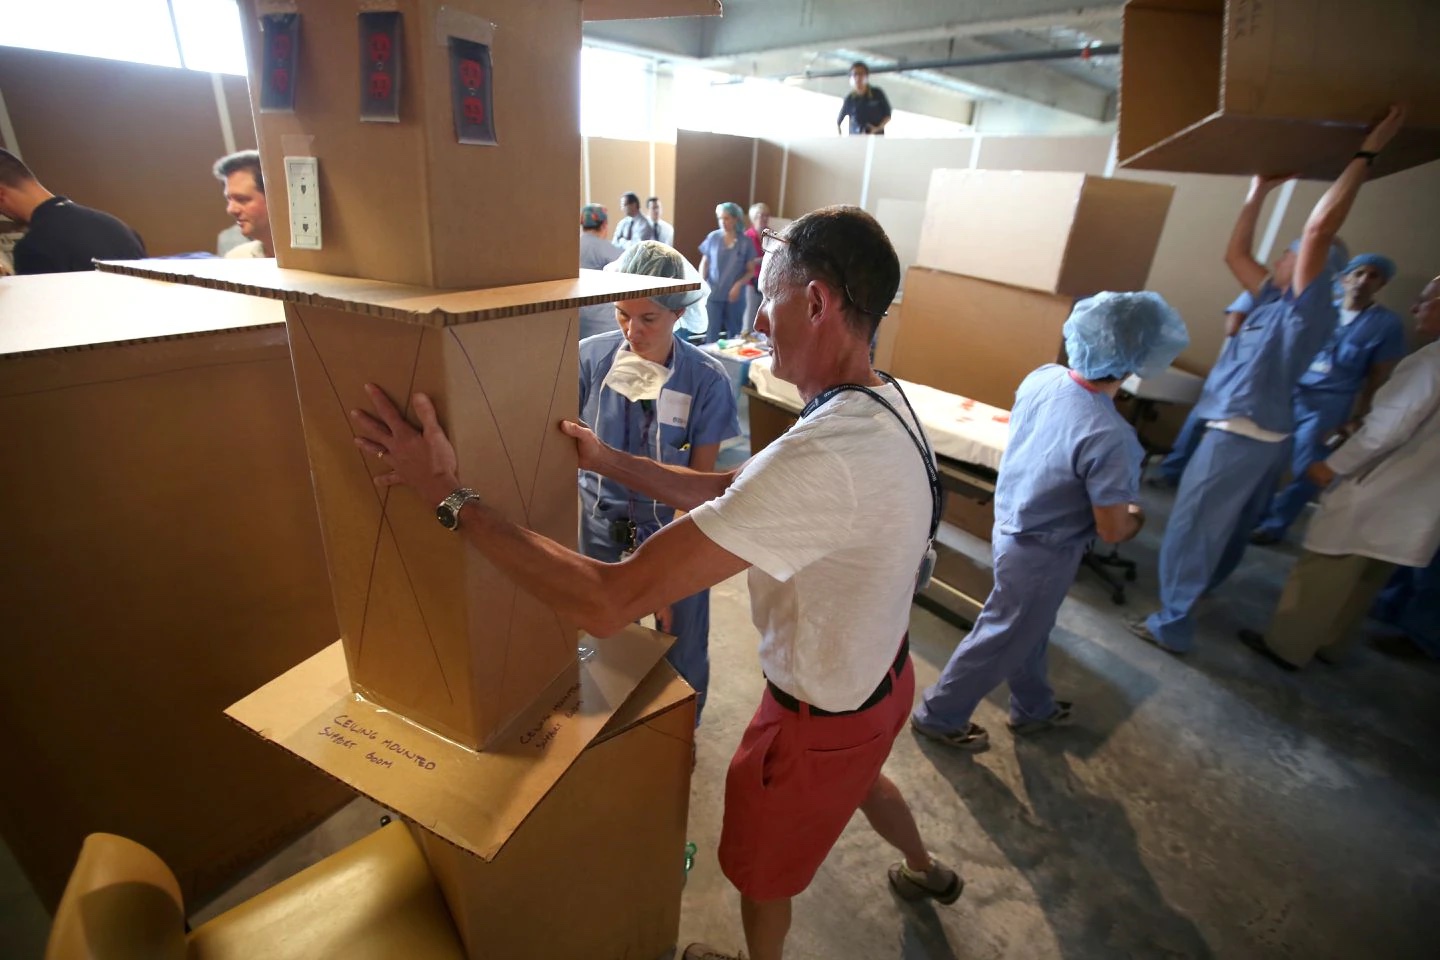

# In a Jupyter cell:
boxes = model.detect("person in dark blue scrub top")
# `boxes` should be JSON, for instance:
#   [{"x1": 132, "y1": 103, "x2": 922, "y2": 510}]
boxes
[{"x1": 1130, "y1": 105, "x2": 1407, "y2": 655}]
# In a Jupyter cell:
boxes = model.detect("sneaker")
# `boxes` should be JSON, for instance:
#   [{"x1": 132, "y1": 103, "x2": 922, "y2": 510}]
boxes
[
  {"x1": 1125, "y1": 615, "x2": 1184, "y2": 655},
  {"x1": 910, "y1": 715, "x2": 990, "y2": 751},
  {"x1": 682, "y1": 944, "x2": 745, "y2": 960},
  {"x1": 1007, "y1": 701, "x2": 1073, "y2": 735},
  {"x1": 888, "y1": 855, "x2": 964, "y2": 905}
]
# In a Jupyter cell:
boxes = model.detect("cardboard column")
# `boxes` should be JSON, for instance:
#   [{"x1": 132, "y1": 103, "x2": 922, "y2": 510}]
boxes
[{"x1": 286, "y1": 301, "x2": 580, "y2": 748}]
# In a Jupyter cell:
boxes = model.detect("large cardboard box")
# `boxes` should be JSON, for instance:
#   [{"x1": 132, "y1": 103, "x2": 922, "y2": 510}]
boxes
[
  {"x1": 237, "y1": 0, "x2": 581, "y2": 290},
  {"x1": 916, "y1": 169, "x2": 1175, "y2": 298},
  {"x1": 0, "y1": 271, "x2": 349, "y2": 910},
  {"x1": 889, "y1": 267, "x2": 1074, "y2": 410},
  {"x1": 105, "y1": 257, "x2": 696, "y2": 753},
  {"x1": 1117, "y1": 0, "x2": 1440, "y2": 179},
  {"x1": 413, "y1": 662, "x2": 695, "y2": 959}
]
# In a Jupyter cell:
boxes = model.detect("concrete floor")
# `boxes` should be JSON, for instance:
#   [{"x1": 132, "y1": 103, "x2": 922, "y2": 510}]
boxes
[{"x1": 4, "y1": 481, "x2": 1438, "y2": 958}]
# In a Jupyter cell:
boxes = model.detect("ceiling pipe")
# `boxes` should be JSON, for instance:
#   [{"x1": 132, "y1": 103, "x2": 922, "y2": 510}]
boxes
[{"x1": 777, "y1": 43, "x2": 1120, "y2": 82}]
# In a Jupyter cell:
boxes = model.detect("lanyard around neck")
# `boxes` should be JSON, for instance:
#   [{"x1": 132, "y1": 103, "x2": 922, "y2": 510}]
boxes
[{"x1": 801, "y1": 373, "x2": 942, "y2": 542}]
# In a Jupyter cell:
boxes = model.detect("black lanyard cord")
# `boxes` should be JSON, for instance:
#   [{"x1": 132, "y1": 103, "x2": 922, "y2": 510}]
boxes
[{"x1": 800, "y1": 372, "x2": 942, "y2": 542}]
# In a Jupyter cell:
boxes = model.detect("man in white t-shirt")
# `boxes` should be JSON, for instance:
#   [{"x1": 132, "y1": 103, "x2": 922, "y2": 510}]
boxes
[{"x1": 352, "y1": 205, "x2": 960, "y2": 960}]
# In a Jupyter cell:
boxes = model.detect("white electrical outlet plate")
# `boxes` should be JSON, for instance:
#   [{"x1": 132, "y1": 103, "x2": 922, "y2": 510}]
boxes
[{"x1": 284, "y1": 156, "x2": 322, "y2": 250}]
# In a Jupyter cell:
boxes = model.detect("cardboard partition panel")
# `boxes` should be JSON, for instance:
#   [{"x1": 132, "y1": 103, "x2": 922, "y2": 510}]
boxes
[
  {"x1": 674, "y1": 129, "x2": 758, "y2": 261},
  {"x1": 0, "y1": 271, "x2": 348, "y2": 909},
  {"x1": 943, "y1": 490, "x2": 995, "y2": 543},
  {"x1": 235, "y1": 0, "x2": 581, "y2": 289},
  {"x1": 890, "y1": 267, "x2": 1073, "y2": 409},
  {"x1": 1117, "y1": 0, "x2": 1440, "y2": 179},
  {"x1": 99, "y1": 258, "x2": 697, "y2": 751},
  {"x1": 916, "y1": 169, "x2": 1175, "y2": 298},
  {"x1": 414, "y1": 663, "x2": 694, "y2": 958}
]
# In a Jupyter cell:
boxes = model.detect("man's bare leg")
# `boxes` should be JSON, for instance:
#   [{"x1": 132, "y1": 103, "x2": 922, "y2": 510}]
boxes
[
  {"x1": 740, "y1": 894, "x2": 792, "y2": 960},
  {"x1": 860, "y1": 772, "x2": 932, "y2": 871}
]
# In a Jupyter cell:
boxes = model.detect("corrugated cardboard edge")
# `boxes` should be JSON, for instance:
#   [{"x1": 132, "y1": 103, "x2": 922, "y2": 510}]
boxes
[
  {"x1": 583, "y1": 0, "x2": 722, "y2": 21},
  {"x1": 0, "y1": 320, "x2": 285, "y2": 361},
  {"x1": 96, "y1": 259, "x2": 699, "y2": 328},
  {"x1": 226, "y1": 626, "x2": 689, "y2": 863}
]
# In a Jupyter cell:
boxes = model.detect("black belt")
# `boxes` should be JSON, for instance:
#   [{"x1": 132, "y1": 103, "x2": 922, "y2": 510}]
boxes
[{"x1": 766, "y1": 635, "x2": 909, "y2": 718}]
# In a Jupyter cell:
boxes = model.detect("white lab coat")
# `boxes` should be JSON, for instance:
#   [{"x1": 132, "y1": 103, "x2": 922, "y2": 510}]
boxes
[{"x1": 1304, "y1": 340, "x2": 1440, "y2": 566}]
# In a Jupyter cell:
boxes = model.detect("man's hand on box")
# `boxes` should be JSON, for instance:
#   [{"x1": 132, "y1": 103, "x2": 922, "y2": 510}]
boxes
[{"x1": 350, "y1": 385, "x2": 460, "y2": 505}]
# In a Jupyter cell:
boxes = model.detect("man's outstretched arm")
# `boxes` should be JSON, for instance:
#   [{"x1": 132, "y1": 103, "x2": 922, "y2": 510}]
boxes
[
  {"x1": 560, "y1": 419, "x2": 738, "y2": 511},
  {"x1": 351, "y1": 386, "x2": 749, "y2": 637}
]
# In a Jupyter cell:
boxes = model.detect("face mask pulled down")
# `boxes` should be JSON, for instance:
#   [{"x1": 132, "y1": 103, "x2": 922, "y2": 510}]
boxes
[{"x1": 602, "y1": 348, "x2": 672, "y2": 402}]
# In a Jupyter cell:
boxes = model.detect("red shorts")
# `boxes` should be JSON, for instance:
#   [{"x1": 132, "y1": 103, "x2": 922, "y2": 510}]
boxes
[{"x1": 717, "y1": 647, "x2": 915, "y2": 900}]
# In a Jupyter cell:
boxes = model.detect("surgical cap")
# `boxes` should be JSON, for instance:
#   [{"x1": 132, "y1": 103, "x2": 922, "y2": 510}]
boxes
[
  {"x1": 604, "y1": 240, "x2": 711, "y2": 335},
  {"x1": 1345, "y1": 252, "x2": 1396, "y2": 282},
  {"x1": 581, "y1": 203, "x2": 608, "y2": 230},
  {"x1": 716, "y1": 202, "x2": 746, "y2": 233},
  {"x1": 1286, "y1": 237, "x2": 1351, "y2": 278},
  {"x1": 1063, "y1": 291, "x2": 1190, "y2": 381}
]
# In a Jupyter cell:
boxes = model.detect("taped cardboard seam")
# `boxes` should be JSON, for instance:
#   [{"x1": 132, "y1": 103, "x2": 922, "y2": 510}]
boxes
[{"x1": 434, "y1": 6, "x2": 496, "y2": 45}]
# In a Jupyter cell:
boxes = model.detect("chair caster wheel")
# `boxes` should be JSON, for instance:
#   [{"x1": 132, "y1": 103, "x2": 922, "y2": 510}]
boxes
[
  {"x1": 1111, "y1": 591, "x2": 1125, "y2": 605},
  {"x1": 1124, "y1": 569, "x2": 1137, "y2": 582}
]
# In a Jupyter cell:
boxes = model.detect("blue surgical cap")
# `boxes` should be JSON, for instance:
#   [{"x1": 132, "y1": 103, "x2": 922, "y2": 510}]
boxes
[
  {"x1": 1286, "y1": 237, "x2": 1351, "y2": 278},
  {"x1": 1064, "y1": 291, "x2": 1190, "y2": 381},
  {"x1": 581, "y1": 203, "x2": 608, "y2": 230},
  {"x1": 604, "y1": 240, "x2": 711, "y2": 334},
  {"x1": 1345, "y1": 253, "x2": 1396, "y2": 282}
]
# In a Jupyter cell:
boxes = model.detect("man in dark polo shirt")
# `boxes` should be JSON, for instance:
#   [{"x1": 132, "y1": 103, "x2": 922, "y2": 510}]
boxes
[
  {"x1": 0, "y1": 149, "x2": 145, "y2": 275},
  {"x1": 836, "y1": 61, "x2": 892, "y2": 136}
]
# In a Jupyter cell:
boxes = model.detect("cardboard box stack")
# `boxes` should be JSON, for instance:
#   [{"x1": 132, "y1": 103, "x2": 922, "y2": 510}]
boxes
[
  {"x1": 0, "y1": 270, "x2": 350, "y2": 910},
  {"x1": 95, "y1": 1, "x2": 718, "y2": 956},
  {"x1": 894, "y1": 168, "x2": 1175, "y2": 410},
  {"x1": 1117, "y1": 0, "x2": 1440, "y2": 179}
]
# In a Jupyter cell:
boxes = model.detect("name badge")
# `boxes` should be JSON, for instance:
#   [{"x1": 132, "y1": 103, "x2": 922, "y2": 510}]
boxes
[{"x1": 657, "y1": 389, "x2": 692, "y2": 428}]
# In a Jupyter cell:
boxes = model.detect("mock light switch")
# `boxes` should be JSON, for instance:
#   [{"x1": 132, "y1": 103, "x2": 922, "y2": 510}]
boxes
[{"x1": 284, "y1": 156, "x2": 322, "y2": 250}]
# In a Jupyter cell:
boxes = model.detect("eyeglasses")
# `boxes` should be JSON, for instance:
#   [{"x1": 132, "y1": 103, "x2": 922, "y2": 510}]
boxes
[{"x1": 760, "y1": 228, "x2": 887, "y2": 319}]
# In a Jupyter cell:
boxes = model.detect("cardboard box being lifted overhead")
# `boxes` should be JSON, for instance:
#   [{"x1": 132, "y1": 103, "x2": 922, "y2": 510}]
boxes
[
  {"x1": 1117, "y1": 0, "x2": 1440, "y2": 179},
  {"x1": 889, "y1": 267, "x2": 1074, "y2": 411},
  {"x1": 916, "y1": 169, "x2": 1175, "y2": 299}
]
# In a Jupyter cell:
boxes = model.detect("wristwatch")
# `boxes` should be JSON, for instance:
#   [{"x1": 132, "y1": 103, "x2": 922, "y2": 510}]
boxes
[{"x1": 436, "y1": 487, "x2": 482, "y2": 531}]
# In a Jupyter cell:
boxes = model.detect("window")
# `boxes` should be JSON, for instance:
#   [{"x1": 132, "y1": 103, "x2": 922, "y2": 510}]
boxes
[{"x1": 1, "y1": 0, "x2": 247, "y2": 74}]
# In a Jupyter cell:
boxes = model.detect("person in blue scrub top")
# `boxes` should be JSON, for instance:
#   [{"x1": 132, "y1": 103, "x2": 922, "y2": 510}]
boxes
[
  {"x1": 1129, "y1": 105, "x2": 1406, "y2": 655},
  {"x1": 1250, "y1": 253, "x2": 1406, "y2": 544},
  {"x1": 911, "y1": 292, "x2": 1189, "y2": 749},
  {"x1": 1152, "y1": 284, "x2": 1295, "y2": 487},
  {"x1": 699, "y1": 202, "x2": 760, "y2": 343},
  {"x1": 578, "y1": 240, "x2": 741, "y2": 721}
]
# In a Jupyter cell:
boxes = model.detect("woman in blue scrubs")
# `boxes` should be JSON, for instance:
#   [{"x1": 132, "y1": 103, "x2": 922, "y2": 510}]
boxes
[
  {"x1": 911, "y1": 293, "x2": 1189, "y2": 749},
  {"x1": 578, "y1": 241, "x2": 740, "y2": 721},
  {"x1": 699, "y1": 202, "x2": 760, "y2": 343}
]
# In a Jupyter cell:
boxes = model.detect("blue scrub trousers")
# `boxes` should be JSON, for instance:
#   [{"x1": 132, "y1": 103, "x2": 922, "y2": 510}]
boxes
[
  {"x1": 1156, "y1": 407, "x2": 1205, "y2": 486},
  {"x1": 1253, "y1": 388, "x2": 1354, "y2": 539},
  {"x1": 1147, "y1": 427, "x2": 1290, "y2": 651},
  {"x1": 912, "y1": 534, "x2": 1082, "y2": 731},
  {"x1": 1370, "y1": 547, "x2": 1440, "y2": 659},
  {"x1": 705, "y1": 296, "x2": 743, "y2": 343},
  {"x1": 579, "y1": 502, "x2": 712, "y2": 723}
]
